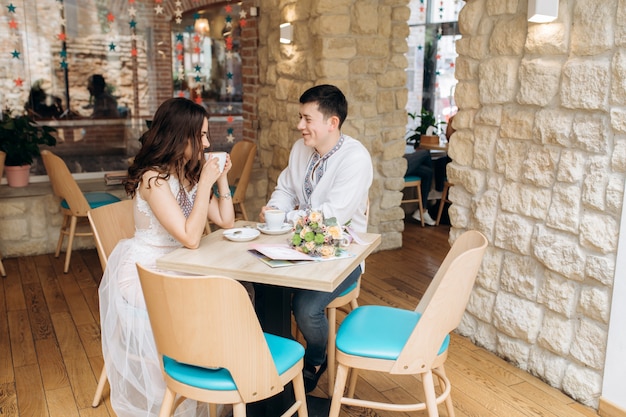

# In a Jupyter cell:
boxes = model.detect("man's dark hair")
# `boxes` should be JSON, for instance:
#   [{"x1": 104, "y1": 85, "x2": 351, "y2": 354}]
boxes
[{"x1": 299, "y1": 84, "x2": 348, "y2": 128}]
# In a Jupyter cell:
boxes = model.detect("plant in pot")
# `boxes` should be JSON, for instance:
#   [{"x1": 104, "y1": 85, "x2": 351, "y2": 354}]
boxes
[
  {"x1": 406, "y1": 109, "x2": 445, "y2": 149},
  {"x1": 0, "y1": 108, "x2": 56, "y2": 187}
]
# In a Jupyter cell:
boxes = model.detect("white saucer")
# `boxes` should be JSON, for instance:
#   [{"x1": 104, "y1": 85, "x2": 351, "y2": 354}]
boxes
[
  {"x1": 223, "y1": 227, "x2": 260, "y2": 242},
  {"x1": 257, "y1": 223, "x2": 293, "y2": 235}
]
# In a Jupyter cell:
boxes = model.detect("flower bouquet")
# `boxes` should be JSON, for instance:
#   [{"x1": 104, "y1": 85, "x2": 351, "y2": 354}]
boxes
[{"x1": 291, "y1": 210, "x2": 346, "y2": 258}]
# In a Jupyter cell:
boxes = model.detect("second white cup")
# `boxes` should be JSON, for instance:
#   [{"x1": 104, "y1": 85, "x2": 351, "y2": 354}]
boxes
[
  {"x1": 265, "y1": 209, "x2": 285, "y2": 230},
  {"x1": 205, "y1": 151, "x2": 227, "y2": 172}
]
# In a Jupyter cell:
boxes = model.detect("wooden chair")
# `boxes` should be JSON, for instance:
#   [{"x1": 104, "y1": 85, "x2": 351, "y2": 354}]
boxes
[
  {"x1": 402, "y1": 175, "x2": 425, "y2": 227},
  {"x1": 0, "y1": 150, "x2": 5, "y2": 277},
  {"x1": 41, "y1": 150, "x2": 121, "y2": 273},
  {"x1": 329, "y1": 230, "x2": 488, "y2": 417},
  {"x1": 136, "y1": 264, "x2": 309, "y2": 417},
  {"x1": 227, "y1": 139, "x2": 257, "y2": 220},
  {"x1": 87, "y1": 199, "x2": 135, "y2": 407},
  {"x1": 436, "y1": 181, "x2": 452, "y2": 226},
  {"x1": 293, "y1": 201, "x2": 369, "y2": 396},
  {"x1": 323, "y1": 199, "x2": 369, "y2": 396}
]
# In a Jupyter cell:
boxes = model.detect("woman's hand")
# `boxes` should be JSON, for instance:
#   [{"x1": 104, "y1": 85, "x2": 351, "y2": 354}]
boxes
[{"x1": 200, "y1": 155, "x2": 222, "y2": 186}]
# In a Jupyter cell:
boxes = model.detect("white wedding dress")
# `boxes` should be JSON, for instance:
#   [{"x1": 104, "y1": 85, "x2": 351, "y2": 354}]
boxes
[{"x1": 98, "y1": 176, "x2": 212, "y2": 417}]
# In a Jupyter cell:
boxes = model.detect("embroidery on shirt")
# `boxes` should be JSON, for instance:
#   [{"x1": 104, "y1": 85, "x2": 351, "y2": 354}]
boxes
[{"x1": 303, "y1": 135, "x2": 345, "y2": 209}]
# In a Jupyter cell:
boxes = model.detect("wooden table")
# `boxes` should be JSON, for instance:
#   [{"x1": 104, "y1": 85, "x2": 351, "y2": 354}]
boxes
[
  {"x1": 157, "y1": 220, "x2": 381, "y2": 292},
  {"x1": 156, "y1": 220, "x2": 381, "y2": 336}
]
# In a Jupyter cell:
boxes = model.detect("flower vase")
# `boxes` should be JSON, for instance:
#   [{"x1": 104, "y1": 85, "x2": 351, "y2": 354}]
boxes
[{"x1": 5, "y1": 164, "x2": 31, "y2": 187}]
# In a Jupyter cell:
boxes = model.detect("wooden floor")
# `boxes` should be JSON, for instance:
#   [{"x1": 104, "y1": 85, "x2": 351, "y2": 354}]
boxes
[{"x1": 0, "y1": 219, "x2": 602, "y2": 417}]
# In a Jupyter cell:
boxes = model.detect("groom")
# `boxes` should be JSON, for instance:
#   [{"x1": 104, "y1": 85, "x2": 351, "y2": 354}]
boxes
[{"x1": 259, "y1": 84, "x2": 373, "y2": 392}]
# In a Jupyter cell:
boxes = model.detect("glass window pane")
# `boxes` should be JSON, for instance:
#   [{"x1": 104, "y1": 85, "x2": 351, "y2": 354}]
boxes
[{"x1": 173, "y1": 6, "x2": 243, "y2": 115}]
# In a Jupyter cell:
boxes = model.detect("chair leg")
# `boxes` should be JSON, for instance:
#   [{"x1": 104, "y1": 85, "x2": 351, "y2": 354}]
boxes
[
  {"x1": 0, "y1": 255, "x2": 5, "y2": 277},
  {"x1": 158, "y1": 387, "x2": 176, "y2": 417},
  {"x1": 327, "y1": 306, "x2": 337, "y2": 397},
  {"x1": 91, "y1": 365, "x2": 108, "y2": 407},
  {"x1": 329, "y1": 364, "x2": 350, "y2": 417},
  {"x1": 55, "y1": 214, "x2": 70, "y2": 258},
  {"x1": 63, "y1": 215, "x2": 78, "y2": 273},
  {"x1": 438, "y1": 365, "x2": 455, "y2": 417},
  {"x1": 232, "y1": 402, "x2": 247, "y2": 417},
  {"x1": 209, "y1": 403, "x2": 218, "y2": 417},
  {"x1": 346, "y1": 368, "x2": 359, "y2": 398},
  {"x1": 422, "y1": 369, "x2": 440, "y2": 417},
  {"x1": 436, "y1": 182, "x2": 451, "y2": 226},
  {"x1": 292, "y1": 369, "x2": 309, "y2": 417},
  {"x1": 416, "y1": 184, "x2": 425, "y2": 227}
]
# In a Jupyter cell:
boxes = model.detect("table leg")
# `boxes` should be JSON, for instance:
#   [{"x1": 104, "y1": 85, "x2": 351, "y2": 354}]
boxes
[{"x1": 254, "y1": 283, "x2": 293, "y2": 337}]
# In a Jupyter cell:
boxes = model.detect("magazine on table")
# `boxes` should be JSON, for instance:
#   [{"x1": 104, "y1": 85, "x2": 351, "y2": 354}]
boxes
[{"x1": 248, "y1": 243, "x2": 354, "y2": 268}]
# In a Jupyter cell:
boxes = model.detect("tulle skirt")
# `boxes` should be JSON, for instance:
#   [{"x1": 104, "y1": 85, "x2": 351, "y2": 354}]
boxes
[{"x1": 98, "y1": 238, "x2": 215, "y2": 417}]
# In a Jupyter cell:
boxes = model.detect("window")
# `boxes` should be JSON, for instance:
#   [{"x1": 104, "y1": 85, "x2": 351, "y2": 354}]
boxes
[
  {"x1": 0, "y1": 0, "x2": 243, "y2": 180},
  {"x1": 406, "y1": 0, "x2": 462, "y2": 125},
  {"x1": 173, "y1": 6, "x2": 243, "y2": 116}
]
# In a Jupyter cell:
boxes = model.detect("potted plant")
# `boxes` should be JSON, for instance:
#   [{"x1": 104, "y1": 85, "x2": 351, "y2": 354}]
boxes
[
  {"x1": 406, "y1": 109, "x2": 445, "y2": 148},
  {"x1": 0, "y1": 108, "x2": 56, "y2": 187}
]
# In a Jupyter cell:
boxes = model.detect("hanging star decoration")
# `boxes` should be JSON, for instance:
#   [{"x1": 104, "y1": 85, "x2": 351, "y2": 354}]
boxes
[
  {"x1": 14, "y1": 77, "x2": 23, "y2": 87},
  {"x1": 57, "y1": 0, "x2": 69, "y2": 70},
  {"x1": 7, "y1": 0, "x2": 20, "y2": 78},
  {"x1": 222, "y1": 3, "x2": 240, "y2": 143},
  {"x1": 105, "y1": 9, "x2": 117, "y2": 53},
  {"x1": 190, "y1": 13, "x2": 207, "y2": 103}
]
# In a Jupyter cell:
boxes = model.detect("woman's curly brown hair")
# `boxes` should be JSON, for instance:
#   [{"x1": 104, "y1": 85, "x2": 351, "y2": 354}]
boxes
[{"x1": 124, "y1": 98, "x2": 209, "y2": 197}]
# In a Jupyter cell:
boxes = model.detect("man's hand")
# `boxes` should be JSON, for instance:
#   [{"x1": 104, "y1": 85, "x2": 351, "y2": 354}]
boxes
[{"x1": 259, "y1": 205, "x2": 277, "y2": 223}]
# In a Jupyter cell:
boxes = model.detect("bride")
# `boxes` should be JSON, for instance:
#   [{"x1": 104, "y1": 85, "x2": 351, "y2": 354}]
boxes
[{"x1": 98, "y1": 97, "x2": 234, "y2": 417}]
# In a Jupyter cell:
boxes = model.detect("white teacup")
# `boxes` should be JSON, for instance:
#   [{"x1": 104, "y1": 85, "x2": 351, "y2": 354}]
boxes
[
  {"x1": 205, "y1": 151, "x2": 227, "y2": 172},
  {"x1": 265, "y1": 209, "x2": 285, "y2": 230}
]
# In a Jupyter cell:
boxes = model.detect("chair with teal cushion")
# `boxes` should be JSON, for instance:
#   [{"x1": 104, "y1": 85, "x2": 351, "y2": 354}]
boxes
[
  {"x1": 402, "y1": 175, "x2": 425, "y2": 227},
  {"x1": 329, "y1": 230, "x2": 488, "y2": 417},
  {"x1": 42, "y1": 150, "x2": 122, "y2": 273},
  {"x1": 136, "y1": 264, "x2": 309, "y2": 417}
]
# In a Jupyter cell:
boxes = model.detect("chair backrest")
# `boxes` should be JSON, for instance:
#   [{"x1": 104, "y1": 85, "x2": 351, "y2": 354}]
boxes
[
  {"x1": 41, "y1": 150, "x2": 91, "y2": 216},
  {"x1": 227, "y1": 140, "x2": 257, "y2": 203},
  {"x1": 392, "y1": 230, "x2": 488, "y2": 373},
  {"x1": 88, "y1": 199, "x2": 135, "y2": 271},
  {"x1": 136, "y1": 264, "x2": 282, "y2": 403}
]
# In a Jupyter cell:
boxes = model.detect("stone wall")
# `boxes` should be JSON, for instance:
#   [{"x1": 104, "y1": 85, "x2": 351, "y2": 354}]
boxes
[
  {"x1": 452, "y1": 0, "x2": 625, "y2": 408},
  {"x1": 255, "y1": 0, "x2": 410, "y2": 249}
]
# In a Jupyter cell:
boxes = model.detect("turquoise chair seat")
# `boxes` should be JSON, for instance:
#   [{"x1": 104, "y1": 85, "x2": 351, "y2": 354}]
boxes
[
  {"x1": 60, "y1": 192, "x2": 120, "y2": 210},
  {"x1": 339, "y1": 279, "x2": 358, "y2": 297},
  {"x1": 336, "y1": 305, "x2": 449, "y2": 360},
  {"x1": 404, "y1": 175, "x2": 421, "y2": 182},
  {"x1": 162, "y1": 333, "x2": 304, "y2": 391}
]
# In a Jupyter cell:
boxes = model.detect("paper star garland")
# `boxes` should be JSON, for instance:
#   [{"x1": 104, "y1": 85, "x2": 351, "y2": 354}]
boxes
[{"x1": 57, "y1": 0, "x2": 69, "y2": 70}]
